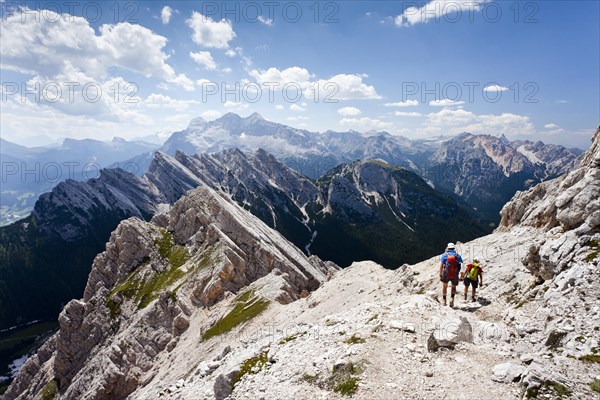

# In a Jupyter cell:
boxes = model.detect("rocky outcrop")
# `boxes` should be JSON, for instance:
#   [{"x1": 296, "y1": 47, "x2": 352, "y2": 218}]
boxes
[
  {"x1": 499, "y1": 125, "x2": 600, "y2": 280},
  {"x1": 3, "y1": 184, "x2": 337, "y2": 400}
]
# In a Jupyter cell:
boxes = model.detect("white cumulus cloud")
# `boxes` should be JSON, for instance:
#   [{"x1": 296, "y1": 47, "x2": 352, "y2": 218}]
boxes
[
  {"x1": 189, "y1": 51, "x2": 217, "y2": 70},
  {"x1": 1, "y1": 8, "x2": 193, "y2": 91},
  {"x1": 544, "y1": 123, "x2": 560, "y2": 129},
  {"x1": 339, "y1": 117, "x2": 394, "y2": 131},
  {"x1": 187, "y1": 12, "x2": 236, "y2": 49},
  {"x1": 290, "y1": 104, "x2": 306, "y2": 112},
  {"x1": 145, "y1": 94, "x2": 199, "y2": 112},
  {"x1": 423, "y1": 108, "x2": 536, "y2": 138},
  {"x1": 384, "y1": 100, "x2": 419, "y2": 107},
  {"x1": 161, "y1": 6, "x2": 173, "y2": 24},
  {"x1": 429, "y1": 99, "x2": 465, "y2": 107},
  {"x1": 200, "y1": 110, "x2": 222, "y2": 120},
  {"x1": 395, "y1": 0, "x2": 488, "y2": 27},
  {"x1": 223, "y1": 101, "x2": 249, "y2": 110},
  {"x1": 311, "y1": 74, "x2": 381, "y2": 101},
  {"x1": 258, "y1": 16, "x2": 273, "y2": 26},
  {"x1": 249, "y1": 67, "x2": 380, "y2": 101},
  {"x1": 338, "y1": 107, "x2": 362, "y2": 116},
  {"x1": 483, "y1": 84, "x2": 509, "y2": 92},
  {"x1": 249, "y1": 67, "x2": 313, "y2": 88},
  {"x1": 394, "y1": 111, "x2": 422, "y2": 117}
]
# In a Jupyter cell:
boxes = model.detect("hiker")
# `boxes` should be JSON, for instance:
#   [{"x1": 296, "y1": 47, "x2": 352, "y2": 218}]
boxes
[
  {"x1": 461, "y1": 259, "x2": 484, "y2": 302},
  {"x1": 439, "y1": 242, "x2": 463, "y2": 307}
]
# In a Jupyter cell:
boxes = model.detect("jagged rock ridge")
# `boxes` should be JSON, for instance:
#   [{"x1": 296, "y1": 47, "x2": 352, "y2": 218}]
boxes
[{"x1": 3, "y1": 184, "x2": 337, "y2": 400}]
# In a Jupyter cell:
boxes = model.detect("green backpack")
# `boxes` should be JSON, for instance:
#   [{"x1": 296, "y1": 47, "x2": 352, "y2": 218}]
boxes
[{"x1": 467, "y1": 264, "x2": 480, "y2": 280}]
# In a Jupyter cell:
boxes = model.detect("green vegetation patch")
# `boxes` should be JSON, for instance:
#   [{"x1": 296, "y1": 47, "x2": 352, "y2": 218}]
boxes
[
  {"x1": 526, "y1": 386, "x2": 539, "y2": 399},
  {"x1": 329, "y1": 361, "x2": 364, "y2": 397},
  {"x1": 526, "y1": 381, "x2": 572, "y2": 399},
  {"x1": 344, "y1": 334, "x2": 366, "y2": 345},
  {"x1": 231, "y1": 350, "x2": 269, "y2": 387},
  {"x1": 333, "y1": 377, "x2": 360, "y2": 397},
  {"x1": 585, "y1": 239, "x2": 599, "y2": 262},
  {"x1": 302, "y1": 360, "x2": 364, "y2": 397},
  {"x1": 201, "y1": 290, "x2": 270, "y2": 341},
  {"x1": 105, "y1": 231, "x2": 191, "y2": 317},
  {"x1": 155, "y1": 229, "x2": 189, "y2": 269},
  {"x1": 40, "y1": 379, "x2": 58, "y2": 400},
  {"x1": 590, "y1": 379, "x2": 600, "y2": 393},
  {"x1": 545, "y1": 381, "x2": 572, "y2": 397},
  {"x1": 302, "y1": 373, "x2": 318, "y2": 384},
  {"x1": 515, "y1": 300, "x2": 528, "y2": 309},
  {"x1": 279, "y1": 332, "x2": 304, "y2": 345},
  {"x1": 579, "y1": 354, "x2": 600, "y2": 363},
  {"x1": 0, "y1": 382, "x2": 9, "y2": 396}
]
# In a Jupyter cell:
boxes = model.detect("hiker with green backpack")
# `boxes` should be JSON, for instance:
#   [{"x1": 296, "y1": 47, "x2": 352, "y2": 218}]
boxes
[
  {"x1": 439, "y1": 243, "x2": 463, "y2": 307},
  {"x1": 461, "y1": 259, "x2": 484, "y2": 302}
]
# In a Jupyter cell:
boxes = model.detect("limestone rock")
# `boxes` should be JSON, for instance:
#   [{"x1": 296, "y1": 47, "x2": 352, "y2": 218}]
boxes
[
  {"x1": 492, "y1": 362, "x2": 526, "y2": 383},
  {"x1": 433, "y1": 316, "x2": 473, "y2": 347}
]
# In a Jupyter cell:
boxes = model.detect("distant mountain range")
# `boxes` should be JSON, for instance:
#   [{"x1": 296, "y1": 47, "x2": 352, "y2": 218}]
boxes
[
  {"x1": 0, "y1": 148, "x2": 486, "y2": 330},
  {"x1": 130, "y1": 113, "x2": 583, "y2": 225},
  {"x1": 0, "y1": 137, "x2": 158, "y2": 225},
  {"x1": 1, "y1": 114, "x2": 582, "y2": 227}
]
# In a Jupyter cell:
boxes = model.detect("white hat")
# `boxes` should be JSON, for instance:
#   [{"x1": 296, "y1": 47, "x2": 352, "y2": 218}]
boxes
[{"x1": 447, "y1": 242, "x2": 455, "y2": 249}]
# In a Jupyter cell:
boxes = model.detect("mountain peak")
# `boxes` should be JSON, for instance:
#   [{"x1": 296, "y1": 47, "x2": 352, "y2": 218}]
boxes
[
  {"x1": 498, "y1": 134, "x2": 511, "y2": 145},
  {"x1": 188, "y1": 116, "x2": 207, "y2": 129},
  {"x1": 247, "y1": 112, "x2": 265, "y2": 122},
  {"x1": 218, "y1": 112, "x2": 243, "y2": 121}
]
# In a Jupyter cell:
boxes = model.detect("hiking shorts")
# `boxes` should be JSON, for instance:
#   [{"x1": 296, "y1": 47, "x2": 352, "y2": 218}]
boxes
[
  {"x1": 464, "y1": 277, "x2": 479, "y2": 289},
  {"x1": 441, "y1": 275, "x2": 459, "y2": 286}
]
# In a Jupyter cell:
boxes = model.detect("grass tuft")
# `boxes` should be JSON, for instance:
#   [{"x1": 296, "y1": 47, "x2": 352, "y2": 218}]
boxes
[
  {"x1": 333, "y1": 377, "x2": 360, "y2": 396},
  {"x1": 156, "y1": 229, "x2": 189, "y2": 269},
  {"x1": 231, "y1": 351, "x2": 269, "y2": 387},
  {"x1": 105, "y1": 230, "x2": 190, "y2": 317},
  {"x1": 579, "y1": 354, "x2": 600, "y2": 363},
  {"x1": 586, "y1": 239, "x2": 599, "y2": 262},
  {"x1": 590, "y1": 379, "x2": 600, "y2": 393},
  {"x1": 279, "y1": 332, "x2": 303, "y2": 345},
  {"x1": 344, "y1": 334, "x2": 366, "y2": 345},
  {"x1": 201, "y1": 290, "x2": 270, "y2": 341},
  {"x1": 40, "y1": 380, "x2": 58, "y2": 400},
  {"x1": 545, "y1": 381, "x2": 571, "y2": 397},
  {"x1": 302, "y1": 373, "x2": 318, "y2": 384}
]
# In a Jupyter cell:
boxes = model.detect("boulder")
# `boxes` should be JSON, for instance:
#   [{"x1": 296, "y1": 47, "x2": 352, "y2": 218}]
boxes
[
  {"x1": 433, "y1": 316, "x2": 473, "y2": 347},
  {"x1": 492, "y1": 362, "x2": 526, "y2": 383}
]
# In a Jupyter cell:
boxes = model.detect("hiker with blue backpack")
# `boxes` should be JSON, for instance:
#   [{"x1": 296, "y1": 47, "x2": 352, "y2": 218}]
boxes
[{"x1": 439, "y1": 243, "x2": 463, "y2": 307}]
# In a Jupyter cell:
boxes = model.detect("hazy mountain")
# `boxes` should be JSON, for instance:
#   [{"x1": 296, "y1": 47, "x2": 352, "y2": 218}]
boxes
[
  {"x1": 0, "y1": 138, "x2": 158, "y2": 226},
  {"x1": 156, "y1": 112, "x2": 432, "y2": 178}
]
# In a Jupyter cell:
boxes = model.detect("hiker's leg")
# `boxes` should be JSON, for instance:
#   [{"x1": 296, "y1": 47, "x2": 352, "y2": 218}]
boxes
[
  {"x1": 442, "y1": 282, "x2": 448, "y2": 305},
  {"x1": 449, "y1": 283, "x2": 456, "y2": 306}
]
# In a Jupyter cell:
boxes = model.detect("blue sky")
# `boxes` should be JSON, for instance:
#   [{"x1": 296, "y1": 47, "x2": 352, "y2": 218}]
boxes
[{"x1": 1, "y1": 0, "x2": 598, "y2": 148}]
